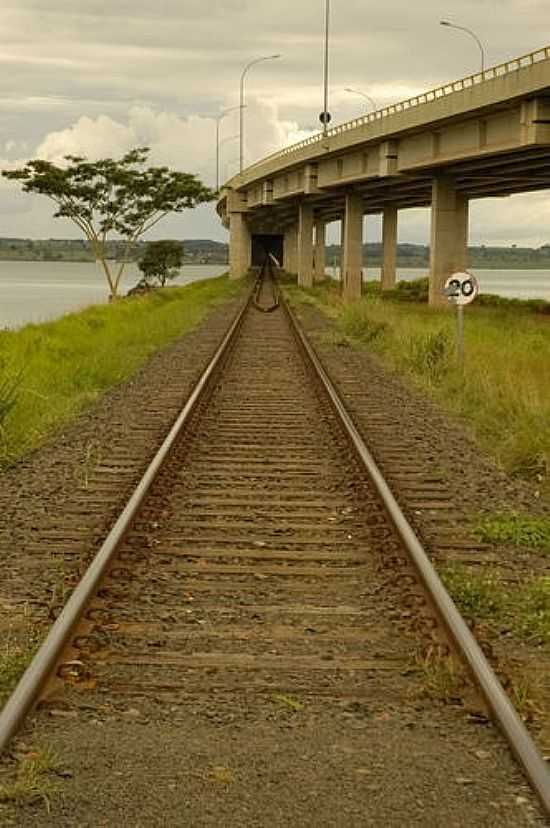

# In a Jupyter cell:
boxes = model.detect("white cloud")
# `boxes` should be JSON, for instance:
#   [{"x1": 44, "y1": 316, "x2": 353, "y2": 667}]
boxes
[
  {"x1": 0, "y1": 99, "x2": 313, "y2": 240},
  {"x1": 36, "y1": 115, "x2": 135, "y2": 163},
  {"x1": 31, "y1": 99, "x2": 309, "y2": 185}
]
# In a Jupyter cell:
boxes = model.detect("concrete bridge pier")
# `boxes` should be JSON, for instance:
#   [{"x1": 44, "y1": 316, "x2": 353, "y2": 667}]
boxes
[
  {"x1": 381, "y1": 206, "x2": 397, "y2": 291},
  {"x1": 342, "y1": 193, "x2": 363, "y2": 301},
  {"x1": 429, "y1": 177, "x2": 469, "y2": 305},
  {"x1": 298, "y1": 203, "x2": 314, "y2": 288},
  {"x1": 283, "y1": 225, "x2": 298, "y2": 274},
  {"x1": 314, "y1": 220, "x2": 326, "y2": 282},
  {"x1": 229, "y1": 212, "x2": 251, "y2": 280}
]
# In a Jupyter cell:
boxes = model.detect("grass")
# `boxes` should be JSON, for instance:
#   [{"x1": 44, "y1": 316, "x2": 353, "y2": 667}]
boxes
[
  {"x1": 506, "y1": 671, "x2": 545, "y2": 720},
  {"x1": 0, "y1": 747, "x2": 61, "y2": 810},
  {"x1": 440, "y1": 565, "x2": 505, "y2": 620},
  {"x1": 362, "y1": 276, "x2": 550, "y2": 315},
  {"x1": 272, "y1": 693, "x2": 304, "y2": 712},
  {"x1": 415, "y1": 646, "x2": 467, "y2": 702},
  {"x1": 285, "y1": 278, "x2": 550, "y2": 492},
  {"x1": 514, "y1": 578, "x2": 550, "y2": 641},
  {"x1": 441, "y1": 564, "x2": 550, "y2": 644},
  {"x1": 0, "y1": 275, "x2": 240, "y2": 464},
  {"x1": 0, "y1": 618, "x2": 41, "y2": 707},
  {"x1": 475, "y1": 513, "x2": 550, "y2": 552}
]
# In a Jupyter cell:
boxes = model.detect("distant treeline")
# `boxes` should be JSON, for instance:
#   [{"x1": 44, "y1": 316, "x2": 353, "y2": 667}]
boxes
[
  {"x1": 0, "y1": 238, "x2": 229, "y2": 264},
  {"x1": 325, "y1": 242, "x2": 550, "y2": 269},
  {"x1": 2, "y1": 237, "x2": 550, "y2": 269}
]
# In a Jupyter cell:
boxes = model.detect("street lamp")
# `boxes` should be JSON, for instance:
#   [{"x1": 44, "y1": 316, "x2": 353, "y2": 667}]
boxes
[
  {"x1": 239, "y1": 54, "x2": 281, "y2": 173},
  {"x1": 440, "y1": 20, "x2": 486, "y2": 73},
  {"x1": 321, "y1": 0, "x2": 331, "y2": 134},
  {"x1": 215, "y1": 106, "x2": 240, "y2": 192},
  {"x1": 344, "y1": 87, "x2": 377, "y2": 112},
  {"x1": 224, "y1": 156, "x2": 242, "y2": 180}
]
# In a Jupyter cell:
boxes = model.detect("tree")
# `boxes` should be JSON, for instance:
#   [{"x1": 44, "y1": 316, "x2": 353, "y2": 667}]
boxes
[
  {"x1": 138, "y1": 240, "x2": 184, "y2": 287},
  {"x1": 2, "y1": 148, "x2": 214, "y2": 298}
]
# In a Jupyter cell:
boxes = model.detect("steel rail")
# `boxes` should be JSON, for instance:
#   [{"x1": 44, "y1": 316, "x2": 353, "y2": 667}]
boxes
[
  {"x1": 252, "y1": 258, "x2": 279, "y2": 313},
  {"x1": 0, "y1": 283, "x2": 255, "y2": 756},
  {"x1": 1, "y1": 266, "x2": 549, "y2": 814},
  {"x1": 281, "y1": 290, "x2": 550, "y2": 816}
]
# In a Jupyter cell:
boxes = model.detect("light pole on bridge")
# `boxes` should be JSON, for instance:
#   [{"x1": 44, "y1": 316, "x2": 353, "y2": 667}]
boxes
[
  {"x1": 215, "y1": 106, "x2": 240, "y2": 193},
  {"x1": 344, "y1": 87, "x2": 377, "y2": 112},
  {"x1": 440, "y1": 20, "x2": 486, "y2": 74},
  {"x1": 239, "y1": 54, "x2": 281, "y2": 174},
  {"x1": 320, "y1": 0, "x2": 331, "y2": 135}
]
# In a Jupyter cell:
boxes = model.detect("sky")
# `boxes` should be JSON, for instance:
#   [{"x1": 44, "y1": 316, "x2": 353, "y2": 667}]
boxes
[{"x1": 1, "y1": 0, "x2": 550, "y2": 247}]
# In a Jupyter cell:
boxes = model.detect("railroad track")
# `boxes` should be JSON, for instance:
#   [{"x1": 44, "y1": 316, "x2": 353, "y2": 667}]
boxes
[{"x1": 1, "y1": 262, "x2": 549, "y2": 818}]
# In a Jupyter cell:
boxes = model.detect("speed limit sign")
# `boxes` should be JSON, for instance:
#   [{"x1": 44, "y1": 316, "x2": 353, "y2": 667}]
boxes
[
  {"x1": 443, "y1": 271, "x2": 479, "y2": 305},
  {"x1": 443, "y1": 271, "x2": 478, "y2": 368}
]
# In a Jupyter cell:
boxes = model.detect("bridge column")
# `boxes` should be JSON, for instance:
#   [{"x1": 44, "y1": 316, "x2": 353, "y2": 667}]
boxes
[
  {"x1": 283, "y1": 225, "x2": 298, "y2": 274},
  {"x1": 342, "y1": 193, "x2": 363, "y2": 301},
  {"x1": 429, "y1": 177, "x2": 469, "y2": 305},
  {"x1": 229, "y1": 212, "x2": 251, "y2": 280},
  {"x1": 314, "y1": 220, "x2": 326, "y2": 282},
  {"x1": 381, "y1": 206, "x2": 397, "y2": 291},
  {"x1": 297, "y1": 203, "x2": 314, "y2": 288}
]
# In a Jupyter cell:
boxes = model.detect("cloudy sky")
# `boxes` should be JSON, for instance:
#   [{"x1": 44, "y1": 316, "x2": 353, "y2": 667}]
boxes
[{"x1": 1, "y1": 0, "x2": 550, "y2": 246}]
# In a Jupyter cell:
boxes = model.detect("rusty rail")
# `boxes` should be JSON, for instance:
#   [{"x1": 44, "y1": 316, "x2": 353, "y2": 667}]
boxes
[
  {"x1": 0, "y1": 266, "x2": 549, "y2": 815},
  {"x1": 281, "y1": 287, "x2": 550, "y2": 816},
  {"x1": 0, "y1": 283, "x2": 254, "y2": 756}
]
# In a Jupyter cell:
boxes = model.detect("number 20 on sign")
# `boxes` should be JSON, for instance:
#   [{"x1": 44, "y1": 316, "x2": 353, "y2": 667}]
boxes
[{"x1": 443, "y1": 271, "x2": 479, "y2": 368}]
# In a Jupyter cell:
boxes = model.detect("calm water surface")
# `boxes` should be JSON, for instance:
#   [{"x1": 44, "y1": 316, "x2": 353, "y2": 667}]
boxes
[
  {"x1": 327, "y1": 266, "x2": 550, "y2": 302},
  {"x1": 1, "y1": 261, "x2": 549, "y2": 330},
  {"x1": 0, "y1": 261, "x2": 227, "y2": 329}
]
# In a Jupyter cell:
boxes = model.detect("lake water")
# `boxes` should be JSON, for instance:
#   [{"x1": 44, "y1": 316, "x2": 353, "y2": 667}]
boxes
[
  {"x1": 0, "y1": 261, "x2": 548, "y2": 330},
  {"x1": 0, "y1": 261, "x2": 228, "y2": 329},
  {"x1": 326, "y1": 267, "x2": 550, "y2": 302}
]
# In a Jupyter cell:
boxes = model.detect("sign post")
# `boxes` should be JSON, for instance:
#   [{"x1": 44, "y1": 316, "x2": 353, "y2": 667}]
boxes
[{"x1": 443, "y1": 271, "x2": 479, "y2": 369}]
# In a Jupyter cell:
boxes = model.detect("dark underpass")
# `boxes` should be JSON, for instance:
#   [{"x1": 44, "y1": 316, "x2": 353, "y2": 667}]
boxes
[{"x1": 251, "y1": 234, "x2": 284, "y2": 268}]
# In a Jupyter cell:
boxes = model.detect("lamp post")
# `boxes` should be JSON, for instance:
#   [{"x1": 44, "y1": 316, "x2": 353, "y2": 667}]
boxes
[
  {"x1": 344, "y1": 87, "x2": 377, "y2": 111},
  {"x1": 224, "y1": 156, "x2": 242, "y2": 181},
  {"x1": 321, "y1": 0, "x2": 331, "y2": 134},
  {"x1": 239, "y1": 54, "x2": 281, "y2": 173},
  {"x1": 220, "y1": 134, "x2": 240, "y2": 181},
  {"x1": 215, "y1": 106, "x2": 240, "y2": 192},
  {"x1": 440, "y1": 20, "x2": 486, "y2": 73}
]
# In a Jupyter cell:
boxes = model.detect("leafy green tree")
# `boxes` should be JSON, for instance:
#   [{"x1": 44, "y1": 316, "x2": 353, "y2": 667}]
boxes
[
  {"x1": 3, "y1": 148, "x2": 214, "y2": 298},
  {"x1": 138, "y1": 240, "x2": 184, "y2": 287}
]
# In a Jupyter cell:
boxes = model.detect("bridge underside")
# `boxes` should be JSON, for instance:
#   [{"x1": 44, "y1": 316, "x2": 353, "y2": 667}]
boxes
[
  {"x1": 220, "y1": 50, "x2": 550, "y2": 303},
  {"x1": 240, "y1": 145, "x2": 550, "y2": 231}
]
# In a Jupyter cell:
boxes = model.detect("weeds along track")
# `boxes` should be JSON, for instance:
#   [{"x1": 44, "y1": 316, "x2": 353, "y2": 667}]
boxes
[{"x1": 1, "y1": 266, "x2": 549, "y2": 815}]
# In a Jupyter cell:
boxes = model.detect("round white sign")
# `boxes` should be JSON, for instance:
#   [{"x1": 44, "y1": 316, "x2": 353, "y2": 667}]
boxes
[{"x1": 443, "y1": 271, "x2": 479, "y2": 306}]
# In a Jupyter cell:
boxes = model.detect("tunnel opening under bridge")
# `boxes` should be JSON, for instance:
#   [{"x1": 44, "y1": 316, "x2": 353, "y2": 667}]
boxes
[{"x1": 251, "y1": 234, "x2": 284, "y2": 268}]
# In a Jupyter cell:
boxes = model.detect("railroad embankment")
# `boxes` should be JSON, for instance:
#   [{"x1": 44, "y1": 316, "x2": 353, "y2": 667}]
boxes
[
  {"x1": 285, "y1": 276, "x2": 550, "y2": 749},
  {"x1": 286, "y1": 277, "x2": 550, "y2": 497},
  {"x1": 0, "y1": 275, "x2": 239, "y2": 466},
  {"x1": 0, "y1": 277, "x2": 245, "y2": 712},
  {"x1": 1, "y1": 271, "x2": 546, "y2": 825}
]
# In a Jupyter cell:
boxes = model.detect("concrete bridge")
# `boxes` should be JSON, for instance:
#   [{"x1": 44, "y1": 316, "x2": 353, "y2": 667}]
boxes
[{"x1": 217, "y1": 45, "x2": 550, "y2": 304}]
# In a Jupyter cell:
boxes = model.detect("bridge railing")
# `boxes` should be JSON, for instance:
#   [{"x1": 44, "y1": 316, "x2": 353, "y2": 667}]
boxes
[{"x1": 241, "y1": 45, "x2": 550, "y2": 177}]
